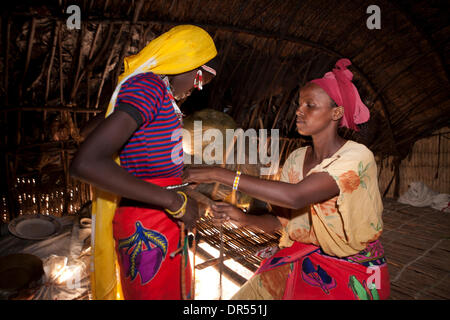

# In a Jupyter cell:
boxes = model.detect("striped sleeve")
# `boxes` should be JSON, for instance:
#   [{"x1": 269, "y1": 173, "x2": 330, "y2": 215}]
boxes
[{"x1": 115, "y1": 74, "x2": 164, "y2": 124}]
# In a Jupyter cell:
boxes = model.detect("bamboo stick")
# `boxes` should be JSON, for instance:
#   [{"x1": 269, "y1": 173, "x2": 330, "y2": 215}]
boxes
[
  {"x1": 58, "y1": 24, "x2": 64, "y2": 105},
  {"x1": 180, "y1": 223, "x2": 187, "y2": 300},
  {"x1": 191, "y1": 227, "x2": 197, "y2": 299},
  {"x1": 45, "y1": 22, "x2": 60, "y2": 104},
  {"x1": 112, "y1": 0, "x2": 144, "y2": 82},
  {"x1": 103, "y1": 0, "x2": 110, "y2": 12},
  {"x1": 231, "y1": 41, "x2": 256, "y2": 119},
  {"x1": 61, "y1": 147, "x2": 69, "y2": 214},
  {"x1": 4, "y1": 18, "x2": 11, "y2": 105},
  {"x1": 85, "y1": 24, "x2": 102, "y2": 113},
  {"x1": 94, "y1": 24, "x2": 125, "y2": 109},
  {"x1": 16, "y1": 111, "x2": 22, "y2": 146},
  {"x1": 19, "y1": 17, "x2": 36, "y2": 102},
  {"x1": 218, "y1": 223, "x2": 224, "y2": 300},
  {"x1": 4, "y1": 154, "x2": 15, "y2": 220},
  {"x1": 247, "y1": 104, "x2": 260, "y2": 129},
  {"x1": 194, "y1": 246, "x2": 247, "y2": 286},
  {"x1": 70, "y1": 24, "x2": 86, "y2": 101},
  {"x1": 0, "y1": 106, "x2": 103, "y2": 113},
  {"x1": 29, "y1": 54, "x2": 50, "y2": 91}
]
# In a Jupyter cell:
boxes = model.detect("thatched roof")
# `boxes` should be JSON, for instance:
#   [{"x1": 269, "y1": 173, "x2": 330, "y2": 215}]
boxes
[{"x1": 2, "y1": 0, "x2": 449, "y2": 160}]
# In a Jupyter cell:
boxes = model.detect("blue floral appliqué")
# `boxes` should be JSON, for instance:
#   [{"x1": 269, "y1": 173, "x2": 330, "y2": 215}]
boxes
[
  {"x1": 118, "y1": 221, "x2": 168, "y2": 285},
  {"x1": 301, "y1": 257, "x2": 337, "y2": 294}
]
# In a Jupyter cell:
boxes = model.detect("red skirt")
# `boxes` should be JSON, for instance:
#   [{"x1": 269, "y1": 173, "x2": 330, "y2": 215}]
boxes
[
  {"x1": 112, "y1": 177, "x2": 191, "y2": 300},
  {"x1": 256, "y1": 241, "x2": 390, "y2": 300}
]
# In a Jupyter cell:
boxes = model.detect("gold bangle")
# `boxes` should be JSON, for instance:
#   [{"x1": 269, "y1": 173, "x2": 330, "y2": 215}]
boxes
[
  {"x1": 173, "y1": 207, "x2": 186, "y2": 219},
  {"x1": 165, "y1": 191, "x2": 187, "y2": 219}
]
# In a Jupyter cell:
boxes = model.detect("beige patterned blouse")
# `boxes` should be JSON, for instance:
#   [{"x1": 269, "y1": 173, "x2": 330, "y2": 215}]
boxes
[{"x1": 278, "y1": 140, "x2": 384, "y2": 257}]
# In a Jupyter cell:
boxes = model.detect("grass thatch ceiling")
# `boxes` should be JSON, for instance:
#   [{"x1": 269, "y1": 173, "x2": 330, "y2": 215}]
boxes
[{"x1": 1, "y1": 0, "x2": 449, "y2": 161}]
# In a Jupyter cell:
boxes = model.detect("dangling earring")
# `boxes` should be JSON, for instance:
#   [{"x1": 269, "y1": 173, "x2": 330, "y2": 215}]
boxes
[{"x1": 194, "y1": 70, "x2": 203, "y2": 90}]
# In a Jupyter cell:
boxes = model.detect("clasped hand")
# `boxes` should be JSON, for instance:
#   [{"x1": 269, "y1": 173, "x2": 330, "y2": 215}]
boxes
[
  {"x1": 181, "y1": 167, "x2": 247, "y2": 227},
  {"x1": 209, "y1": 202, "x2": 248, "y2": 226}
]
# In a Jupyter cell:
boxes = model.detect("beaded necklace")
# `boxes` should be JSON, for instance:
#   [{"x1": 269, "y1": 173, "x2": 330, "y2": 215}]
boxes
[{"x1": 161, "y1": 76, "x2": 184, "y2": 123}]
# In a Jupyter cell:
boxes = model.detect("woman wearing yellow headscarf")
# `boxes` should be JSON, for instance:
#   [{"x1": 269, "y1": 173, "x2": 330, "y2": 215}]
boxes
[{"x1": 70, "y1": 25, "x2": 217, "y2": 300}]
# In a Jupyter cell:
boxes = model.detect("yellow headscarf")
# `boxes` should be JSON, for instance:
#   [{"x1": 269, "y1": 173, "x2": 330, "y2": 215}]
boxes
[{"x1": 90, "y1": 25, "x2": 217, "y2": 300}]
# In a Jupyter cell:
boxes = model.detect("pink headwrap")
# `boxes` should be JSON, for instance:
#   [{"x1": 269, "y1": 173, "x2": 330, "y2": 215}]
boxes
[{"x1": 310, "y1": 58, "x2": 370, "y2": 131}]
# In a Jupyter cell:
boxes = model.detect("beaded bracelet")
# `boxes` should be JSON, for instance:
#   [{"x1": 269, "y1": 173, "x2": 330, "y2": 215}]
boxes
[
  {"x1": 232, "y1": 171, "x2": 242, "y2": 191},
  {"x1": 165, "y1": 191, "x2": 187, "y2": 219}
]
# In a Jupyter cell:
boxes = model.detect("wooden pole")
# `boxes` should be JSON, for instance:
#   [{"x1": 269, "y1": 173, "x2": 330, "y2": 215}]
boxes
[
  {"x1": 180, "y1": 223, "x2": 186, "y2": 300},
  {"x1": 218, "y1": 223, "x2": 224, "y2": 300},
  {"x1": 112, "y1": 0, "x2": 144, "y2": 82},
  {"x1": 45, "y1": 22, "x2": 59, "y2": 104},
  {"x1": 58, "y1": 24, "x2": 65, "y2": 105},
  {"x1": 393, "y1": 157, "x2": 401, "y2": 199},
  {"x1": 0, "y1": 106, "x2": 104, "y2": 113},
  {"x1": 19, "y1": 17, "x2": 36, "y2": 102},
  {"x1": 69, "y1": 24, "x2": 86, "y2": 102},
  {"x1": 82, "y1": 23, "x2": 102, "y2": 116},
  {"x1": 4, "y1": 18, "x2": 11, "y2": 105},
  {"x1": 94, "y1": 24, "x2": 125, "y2": 109},
  {"x1": 191, "y1": 227, "x2": 197, "y2": 299},
  {"x1": 195, "y1": 246, "x2": 247, "y2": 287},
  {"x1": 4, "y1": 154, "x2": 16, "y2": 220}
]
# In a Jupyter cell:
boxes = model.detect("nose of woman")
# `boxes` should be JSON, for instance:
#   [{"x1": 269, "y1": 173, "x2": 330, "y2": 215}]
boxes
[{"x1": 296, "y1": 105, "x2": 305, "y2": 118}]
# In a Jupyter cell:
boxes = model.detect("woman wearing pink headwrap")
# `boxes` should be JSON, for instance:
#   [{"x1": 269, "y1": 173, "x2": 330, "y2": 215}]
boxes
[{"x1": 183, "y1": 59, "x2": 390, "y2": 300}]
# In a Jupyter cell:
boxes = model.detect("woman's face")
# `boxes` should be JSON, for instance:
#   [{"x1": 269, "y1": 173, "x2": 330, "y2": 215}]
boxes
[
  {"x1": 170, "y1": 69, "x2": 215, "y2": 101},
  {"x1": 296, "y1": 83, "x2": 341, "y2": 136}
]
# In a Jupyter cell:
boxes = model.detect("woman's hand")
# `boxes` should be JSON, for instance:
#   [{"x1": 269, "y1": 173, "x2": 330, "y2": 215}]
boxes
[
  {"x1": 182, "y1": 167, "x2": 220, "y2": 184},
  {"x1": 179, "y1": 197, "x2": 199, "y2": 230},
  {"x1": 211, "y1": 202, "x2": 283, "y2": 234},
  {"x1": 168, "y1": 192, "x2": 199, "y2": 230},
  {"x1": 210, "y1": 202, "x2": 248, "y2": 226}
]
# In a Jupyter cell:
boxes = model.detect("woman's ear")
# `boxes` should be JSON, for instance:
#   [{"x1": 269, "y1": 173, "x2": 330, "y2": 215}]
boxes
[{"x1": 332, "y1": 106, "x2": 344, "y2": 121}]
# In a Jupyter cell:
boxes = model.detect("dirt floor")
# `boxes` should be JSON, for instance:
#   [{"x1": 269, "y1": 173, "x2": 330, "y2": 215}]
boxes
[{"x1": 380, "y1": 198, "x2": 450, "y2": 299}]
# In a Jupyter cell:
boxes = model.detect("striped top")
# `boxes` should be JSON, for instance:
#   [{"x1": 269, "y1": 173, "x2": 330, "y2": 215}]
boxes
[{"x1": 114, "y1": 72, "x2": 183, "y2": 179}]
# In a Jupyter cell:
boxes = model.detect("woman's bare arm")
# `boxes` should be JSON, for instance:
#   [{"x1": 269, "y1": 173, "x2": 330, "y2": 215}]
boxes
[
  {"x1": 70, "y1": 110, "x2": 198, "y2": 226},
  {"x1": 184, "y1": 167, "x2": 339, "y2": 210}
]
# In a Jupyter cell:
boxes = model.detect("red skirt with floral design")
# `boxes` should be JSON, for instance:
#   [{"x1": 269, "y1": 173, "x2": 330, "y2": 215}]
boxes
[
  {"x1": 112, "y1": 177, "x2": 191, "y2": 300},
  {"x1": 255, "y1": 241, "x2": 390, "y2": 300}
]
